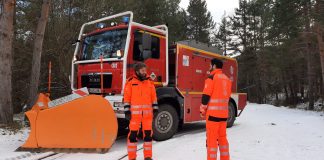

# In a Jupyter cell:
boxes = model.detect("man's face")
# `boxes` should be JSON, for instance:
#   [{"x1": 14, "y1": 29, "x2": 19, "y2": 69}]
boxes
[
  {"x1": 138, "y1": 67, "x2": 147, "y2": 76},
  {"x1": 209, "y1": 64, "x2": 215, "y2": 71}
]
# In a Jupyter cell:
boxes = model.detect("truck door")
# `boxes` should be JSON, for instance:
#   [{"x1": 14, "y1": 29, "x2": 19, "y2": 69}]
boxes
[
  {"x1": 127, "y1": 30, "x2": 166, "y2": 84},
  {"x1": 176, "y1": 47, "x2": 194, "y2": 122},
  {"x1": 190, "y1": 53, "x2": 210, "y2": 121}
]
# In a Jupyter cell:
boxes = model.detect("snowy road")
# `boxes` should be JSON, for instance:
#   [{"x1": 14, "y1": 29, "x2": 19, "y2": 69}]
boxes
[{"x1": 1, "y1": 103, "x2": 324, "y2": 160}]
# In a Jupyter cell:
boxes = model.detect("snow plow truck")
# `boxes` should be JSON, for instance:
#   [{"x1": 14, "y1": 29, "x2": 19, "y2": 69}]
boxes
[{"x1": 20, "y1": 11, "x2": 247, "y2": 152}]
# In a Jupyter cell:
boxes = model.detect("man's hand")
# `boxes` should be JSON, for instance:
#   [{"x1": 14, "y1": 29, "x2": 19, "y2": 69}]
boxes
[
  {"x1": 200, "y1": 104, "x2": 207, "y2": 118},
  {"x1": 124, "y1": 104, "x2": 131, "y2": 120},
  {"x1": 153, "y1": 104, "x2": 159, "y2": 116}
]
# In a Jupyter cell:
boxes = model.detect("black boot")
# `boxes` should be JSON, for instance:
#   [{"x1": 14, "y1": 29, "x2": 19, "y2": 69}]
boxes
[{"x1": 144, "y1": 158, "x2": 152, "y2": 160}]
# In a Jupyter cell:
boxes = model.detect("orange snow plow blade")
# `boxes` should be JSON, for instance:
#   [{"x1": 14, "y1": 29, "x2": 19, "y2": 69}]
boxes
[{"x1": 20, "y1": 91, "x2": 118, "y2": 152}]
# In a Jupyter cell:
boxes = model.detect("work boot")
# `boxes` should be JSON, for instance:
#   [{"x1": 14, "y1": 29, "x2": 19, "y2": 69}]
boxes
[{"x1": 144, "y1": 158, "x2": 152, "y2": 160}]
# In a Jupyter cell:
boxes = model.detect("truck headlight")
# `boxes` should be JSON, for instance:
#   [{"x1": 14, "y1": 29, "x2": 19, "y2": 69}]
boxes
[
  {"x1": 116, "y1": 50, "x2": 124, "y2": 59},
  {"x1": 113, "y1": 102, "x2": 123, "y2": 107}
]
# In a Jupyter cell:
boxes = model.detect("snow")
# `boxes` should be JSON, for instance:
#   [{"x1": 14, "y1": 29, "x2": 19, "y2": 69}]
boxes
[
  {"x1": 0, "y1": 128, "x2": 28, "y2": 159},
  {"x1": 296, "y1": 99, "x2": 324, "y2": 111},
  {"x1": 1, "y1": 103, "x2": 324, "y2": 160},
  {"x1": 0, "y1": 128, "x2": 59, "y2": 160}
]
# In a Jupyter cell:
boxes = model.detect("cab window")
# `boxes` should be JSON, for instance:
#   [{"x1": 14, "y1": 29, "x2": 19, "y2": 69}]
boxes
[{"x1": 133, "y1": 31, "x2": 160, "y2": 61}]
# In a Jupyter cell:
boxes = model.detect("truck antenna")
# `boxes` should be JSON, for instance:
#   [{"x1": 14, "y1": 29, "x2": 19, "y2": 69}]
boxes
[
  {"x1": 47, "y1": 61, "x2": 52, "y2": 96},
  {"x1": 100, "y1": 55, "x2": 104, "y2": 96}
]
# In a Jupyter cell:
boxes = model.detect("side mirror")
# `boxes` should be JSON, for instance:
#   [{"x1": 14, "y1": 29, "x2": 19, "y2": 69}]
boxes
[
  {"x1": 142, "y1": 33, "x2": 152, "y2": 61},
  {"x1": 142, "y1": 50, "x2": 152, "y2": 60},
  {"x1": 142, "y1": 33, "x2": 152, "y2": 51},
  {"x1": 72, "y1": 39, "x2": 81, "y2": 46}
]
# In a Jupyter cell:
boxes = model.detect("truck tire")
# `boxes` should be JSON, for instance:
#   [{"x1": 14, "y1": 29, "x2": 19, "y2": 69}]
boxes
[
  {"x1": 117, "y1": 118, "x2": 129, "y2": 136},
  {"x1": 227, "y1": 101, "x2": 236, "y2": 128},
  {"x1": 153, "y1": 104, "x2": 179, "y2": 141}
]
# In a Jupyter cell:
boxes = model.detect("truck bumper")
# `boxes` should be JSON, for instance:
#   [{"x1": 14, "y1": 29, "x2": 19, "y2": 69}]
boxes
[
  {"x1": 231, "y1": 93, "x2": 247, "y2": 117},
  {"x1": 104, "y1": 95, "x2": 125, "y2": 119}
]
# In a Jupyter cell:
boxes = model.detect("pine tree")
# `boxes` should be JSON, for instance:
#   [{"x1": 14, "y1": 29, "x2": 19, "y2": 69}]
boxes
[
  {"x1": 214, "y1": 14, "x2": 232, "y2": 56},
  {"x1": 187, "y1": 0, "x2": 215, "y2": 44}
]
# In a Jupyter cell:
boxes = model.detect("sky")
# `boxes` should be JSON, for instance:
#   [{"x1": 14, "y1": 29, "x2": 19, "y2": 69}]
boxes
[{"x1": 179, "y1": 0, "x2": 239, "y2": 24}]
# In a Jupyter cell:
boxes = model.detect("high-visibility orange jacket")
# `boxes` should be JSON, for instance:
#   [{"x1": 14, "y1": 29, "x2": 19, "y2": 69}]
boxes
[
  {"x1": 124, "y1": 75, "x2": 157, "y2": 106},
  {"x1": 202, "y1": 69, "x2": 232, "y2": 118}
]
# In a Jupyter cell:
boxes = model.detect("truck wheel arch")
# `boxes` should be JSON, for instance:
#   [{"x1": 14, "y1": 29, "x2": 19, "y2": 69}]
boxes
[
  {"x1": 156, "y1": 87, "x2": 184, "y2": 120},
  {"x1": 229, "y1": 98, "x2": 238, "y2": 117}
]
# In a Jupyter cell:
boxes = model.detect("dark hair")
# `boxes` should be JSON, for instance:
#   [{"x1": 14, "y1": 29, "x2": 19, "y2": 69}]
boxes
[
  {"x1": 211, "y1": 58, "x2": 223, "y2": 69},
  {"x1": 134, "y1": 62, "x2": 147, "y2": 71}
]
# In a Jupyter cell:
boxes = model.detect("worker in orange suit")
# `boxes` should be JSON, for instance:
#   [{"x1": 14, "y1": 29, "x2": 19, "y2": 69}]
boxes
[
  {"x1": 123, "y1": 62, "x2": 158, "y2": 160},
  {"x1": 200, "y1": 58, "x2": 232, "y2": 160}
]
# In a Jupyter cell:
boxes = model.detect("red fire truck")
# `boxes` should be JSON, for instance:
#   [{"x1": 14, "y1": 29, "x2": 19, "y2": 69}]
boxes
[{"x1": 70, "y1": 11, "x2": 247, "y2": 141}]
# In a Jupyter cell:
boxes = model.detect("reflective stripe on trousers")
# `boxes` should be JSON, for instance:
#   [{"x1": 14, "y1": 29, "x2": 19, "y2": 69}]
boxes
[
  {"x1": 219, "y1": 145, "x2": 228, "y2": 149},
  {"x1": 219, "y1": 145, "x2": 230, "y2": 158},
  {"x1": 143, "y1": 110, "x2": 152, "y2": 115},
  {"x1": 127, "y1": 148, "x2": 137, "y2": 152},
  {"x1": 209, "y1": 154, "x2": 217, "y2": 158},
  {"x1": 127, "y1": 142, "x2": 137, "y2": 151},
  {"x1": 129, "y1": 111, "x2": 152, "y2": 115},
  {"x1": 131, "y1": 105, "x2": 152, "y2": 109},
  {"x1": 143, "y1": 141, "x2": 152, "y2": 158},
  {"x1": 220, "y1": 152, "x2": 229, "y2": 156},
  {"x1": 127, "y1": 142, "x2": 137, "y2": 159},
  {"x1": 208, "y1": 146, "x2": 229, "y2": 159},
  {"x1": 131, "y1": 110, "x2": 152, "y2": 115},
  {"x1": 144, "y1": 142, "x2": 152, "y2": 150},
  {"x1": 208, "y1": 147, "x2": 217, "y2": 160}
]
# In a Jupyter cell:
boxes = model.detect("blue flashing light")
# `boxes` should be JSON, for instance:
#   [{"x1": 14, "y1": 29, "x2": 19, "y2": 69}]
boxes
[
  {"x1": 122, "y1": 16, "x2": 130, "y2": 24},
  {"x1": 96, "y1": 23, "x2": 106, "y2": 29}
]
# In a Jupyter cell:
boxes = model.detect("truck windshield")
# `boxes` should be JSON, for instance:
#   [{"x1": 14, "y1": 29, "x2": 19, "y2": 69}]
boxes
[{"x1": 81, "y1": 29, "x2": 128, "y2": 60}]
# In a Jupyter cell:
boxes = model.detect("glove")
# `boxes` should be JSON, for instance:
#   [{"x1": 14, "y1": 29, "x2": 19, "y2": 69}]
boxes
[
  {"x1": 153, "y1": 104, "x2": 159, "y2": 116},
  {"x1": 200, "y1": 104, "x2": 207, "y2": 118},
  {"x1": 124, "y1": 104, "x2": 131, "y2": 120}
]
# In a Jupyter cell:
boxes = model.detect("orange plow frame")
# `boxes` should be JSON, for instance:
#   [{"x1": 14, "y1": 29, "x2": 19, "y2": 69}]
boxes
[{"x1": 21, "y1": 93, "x2": 118, "y2": 151}]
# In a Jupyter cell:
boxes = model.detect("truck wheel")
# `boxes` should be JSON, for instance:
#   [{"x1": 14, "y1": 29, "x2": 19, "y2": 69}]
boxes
[
  {"x1": 153, "y1": 104, "x2": 179, "y2": 141},
  {"x1": 227, "y1": 102, "x2": 236, "y2": 128},
  {"x1": 117, "y1": 118, "x2": 129, "y2": 136}
]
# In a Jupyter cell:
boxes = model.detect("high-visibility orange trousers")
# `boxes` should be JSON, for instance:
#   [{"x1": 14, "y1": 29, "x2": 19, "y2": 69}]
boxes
[
  {"x1": 206, "y1": 120, "x2": 230, "y2": 160},
  {"x1": 127, "y1": 107, "x2": 153, "y2": 160}
]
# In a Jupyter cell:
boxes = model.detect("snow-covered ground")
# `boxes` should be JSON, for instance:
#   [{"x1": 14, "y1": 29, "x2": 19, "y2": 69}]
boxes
[{"x1": 1, "y1": 103, "x2": 324, "y2": 160}]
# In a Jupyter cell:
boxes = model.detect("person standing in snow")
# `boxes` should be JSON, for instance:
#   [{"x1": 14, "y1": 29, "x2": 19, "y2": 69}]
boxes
[
  {"x1": 200, "y1": 58, "x2": 232, "y2": 160},
  {"x1": 123, "y1": 62, "x2": 159, "y2": 160}
]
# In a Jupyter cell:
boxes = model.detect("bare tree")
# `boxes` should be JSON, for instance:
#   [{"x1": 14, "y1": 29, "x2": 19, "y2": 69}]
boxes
[
  {"x1": 316, "y1": 25, "x2": 324, "y2": 98},
  {"x1": 28, "y1": 0, "x2": 51, "y2": 107},
  {"x1": 0, "y1": 0, "x2": 15, "y2": 124},
  {"x1": 304, "y1": 0, "x2": 315, "y2": 109},
  {"x1": 315, "y1": 0, "x2": 324, "y2": 99}
]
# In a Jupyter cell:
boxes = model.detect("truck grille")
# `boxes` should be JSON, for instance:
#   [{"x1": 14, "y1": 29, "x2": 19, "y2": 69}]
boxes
[{"x1": 81, "y1": 73, "x2": 112, "y2": 89}]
